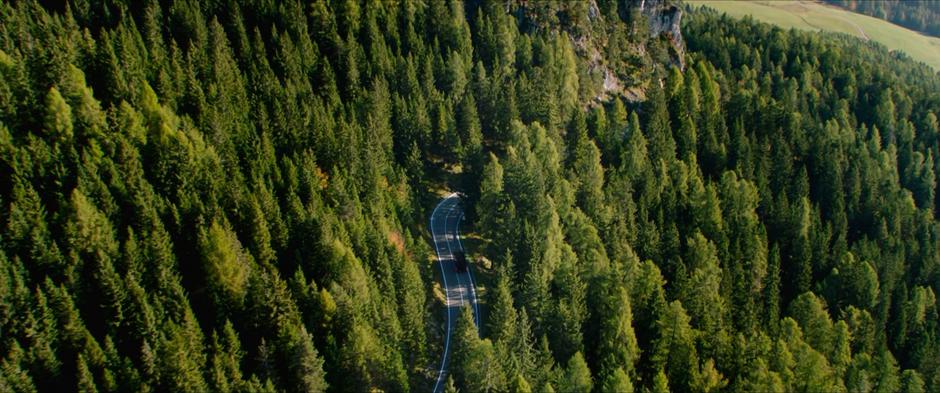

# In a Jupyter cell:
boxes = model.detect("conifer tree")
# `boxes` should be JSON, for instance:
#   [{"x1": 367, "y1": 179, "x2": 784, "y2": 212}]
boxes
[
  {"x1": 560, "y1": 352, "x2": 592, "y2": 393},
  {"x1": 602, "y1": 367, "x2": 633, "y2": 393},
  {"x1": 43, "y1": 87, "x2": 73, "y2": 140},
  {"x1": 646, "y1": 83, "x2": 676, "y2": 165},
  {"x1": 488, "y1": 264, "x2": 517, "y2": 344},
  {"x1": 653, "y1": 301, "x2": 700, "y2": 392},
  {"x1": 595, "y1": 284, "x2": 640, "y2": 383},
  {"x1": 199, "y1": 220, "x2": 252, "y2": 310}
]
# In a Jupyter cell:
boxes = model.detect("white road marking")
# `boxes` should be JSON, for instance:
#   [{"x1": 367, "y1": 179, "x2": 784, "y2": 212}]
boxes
[
  {"x1": 446, "y1": 207, "x2": 467, "y2": 307},
  {"x1": 430, "y1": 194, "x2": 455, "y2": 393},
  {"x1": 456, "y1": 213, "x2": 481, "y2": 333},
  {"x1": 431, "y1": 193, "x2": 480, "y2": 392}
]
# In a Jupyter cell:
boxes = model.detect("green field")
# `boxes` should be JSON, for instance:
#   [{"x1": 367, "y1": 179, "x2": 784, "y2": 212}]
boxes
[{"x1": 689, "y1": 1, "x2": 940, "y2": 70}]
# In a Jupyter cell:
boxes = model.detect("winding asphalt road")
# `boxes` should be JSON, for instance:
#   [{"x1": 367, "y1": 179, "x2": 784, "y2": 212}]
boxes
[{"x1": 430, "y1": 193, "x2": 480, "y2": 393}]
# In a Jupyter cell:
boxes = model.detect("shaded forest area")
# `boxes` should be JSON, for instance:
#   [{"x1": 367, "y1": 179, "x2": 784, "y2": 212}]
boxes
[{"x1": 0, "y1": 0, "x2": 938, "y2": 392}]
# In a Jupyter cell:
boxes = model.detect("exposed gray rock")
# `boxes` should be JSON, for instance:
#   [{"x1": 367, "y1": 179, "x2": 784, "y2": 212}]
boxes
[
  {"x1": 650, "y1": 3, "x2": 682, "y2": 41},
  {"x1": 628, "y1": 0, "x2": 684, "y2": 58}
]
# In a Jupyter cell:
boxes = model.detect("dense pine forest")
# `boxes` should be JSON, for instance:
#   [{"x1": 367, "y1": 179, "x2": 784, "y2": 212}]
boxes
[{"x1": 0, "y1": 0, "x2": 938, "y2": 392}]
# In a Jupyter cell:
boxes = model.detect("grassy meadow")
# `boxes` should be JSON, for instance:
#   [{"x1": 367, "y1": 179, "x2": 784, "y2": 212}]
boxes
[{"x1": 689, "y1": 1, "x2": 940, "y2": 70}]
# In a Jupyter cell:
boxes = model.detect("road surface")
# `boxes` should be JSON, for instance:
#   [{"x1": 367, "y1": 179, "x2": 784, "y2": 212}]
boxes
[{"x1": 430, "y1": 193, "x2": 480, "y2": 393}]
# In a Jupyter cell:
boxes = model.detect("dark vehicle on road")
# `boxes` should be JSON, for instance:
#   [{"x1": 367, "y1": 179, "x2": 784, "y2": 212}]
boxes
[{"x1": 454, "y1": 250, "x2": 468, "y2": 273}]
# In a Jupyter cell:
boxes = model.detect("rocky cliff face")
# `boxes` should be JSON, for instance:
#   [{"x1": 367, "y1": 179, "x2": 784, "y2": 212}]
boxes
[
  {"x1": 582, "y1": 0, "x2": 686, "y2": 101},
  {"x1": 514, "y1": 0, "x2": 685, "y2": 102},
  {"x1": 631, "y1": 0, "x2": 685, "y2": 63}
]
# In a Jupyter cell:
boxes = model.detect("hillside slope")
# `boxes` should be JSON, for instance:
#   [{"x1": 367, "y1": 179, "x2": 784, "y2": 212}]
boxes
[
  {"x1": 824, "y1": 0, "x2": 940, "y2": 37},
  {"x1": 689, "y1": 0, "x2": 940, "y2": 70},
  {"x1": 1, "y1": 1, "x2": 938, "y2": 392}
]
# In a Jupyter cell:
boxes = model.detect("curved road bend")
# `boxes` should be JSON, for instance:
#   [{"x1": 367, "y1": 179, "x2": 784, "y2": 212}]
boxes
[{"x1": 430, "y1": 193, "x2": 480, "y2": 393}]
